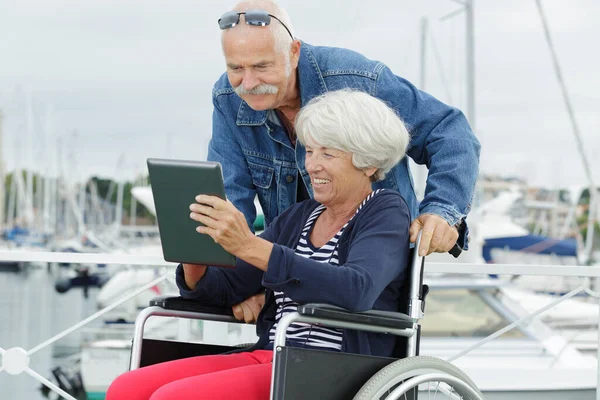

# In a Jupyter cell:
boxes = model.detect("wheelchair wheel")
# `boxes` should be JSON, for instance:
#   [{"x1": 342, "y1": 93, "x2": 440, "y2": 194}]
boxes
[{"x1": 353, "y1": 356, "x2": 484, "y2": 400}]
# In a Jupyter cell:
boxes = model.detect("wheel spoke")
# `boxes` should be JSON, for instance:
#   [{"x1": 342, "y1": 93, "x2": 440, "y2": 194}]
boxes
[{"x1": 433, "y1": 381, "x2": 440, "y2": 400}]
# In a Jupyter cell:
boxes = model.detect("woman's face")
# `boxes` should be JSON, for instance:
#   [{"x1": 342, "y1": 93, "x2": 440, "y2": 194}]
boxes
[{"x1": 304, "y1": 140, "x2": 373, "y2": 208}]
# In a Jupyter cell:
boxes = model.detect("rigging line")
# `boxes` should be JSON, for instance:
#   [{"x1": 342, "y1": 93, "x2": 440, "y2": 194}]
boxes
[
  {"x1": 428, "y1": 24, "x2": 454, "y2": 104},
  {"x1": 534, "y1": 0, "x2": 594, "y2": 187},
  {"x1": 455, "y1": 18, "x2": 464, "y2": 112},
  {"x1": 440, "y1": 7, "x2": 464, "y2": 22},
  {"x1": 535, "y1": 0, "x2": 597, "y2": 261}
]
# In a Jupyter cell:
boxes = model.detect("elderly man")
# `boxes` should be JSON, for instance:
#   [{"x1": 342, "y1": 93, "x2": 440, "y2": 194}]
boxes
[{"x1": 209, "y1": 0, "x2": 480, "y2": 258}]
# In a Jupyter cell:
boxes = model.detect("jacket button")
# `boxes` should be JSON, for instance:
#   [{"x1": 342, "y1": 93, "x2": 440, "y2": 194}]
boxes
[{"x1": 286, "y1": 175, "x2": 294, "y2": 183}]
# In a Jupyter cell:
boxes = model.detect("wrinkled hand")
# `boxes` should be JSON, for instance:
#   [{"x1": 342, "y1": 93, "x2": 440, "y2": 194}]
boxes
[
  {"x1": 190, "y1": 195, "x2": 254, "y2": 256},
  {"x1": 232, "y1": 293, "x2": 265, "y2": 323},
  {"x1": 409, "y1": 214, "x2": 458, "y2": 256}
]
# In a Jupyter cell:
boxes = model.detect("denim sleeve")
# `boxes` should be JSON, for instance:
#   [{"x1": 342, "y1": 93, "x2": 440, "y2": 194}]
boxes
[
  {"x1": 262, "y1": 197, "x2": 410, "y2": 312},
  {"x1": 207, "y1": 95, "x2": 258, "y2": 231},
  {"x1": 374, "y1": 65, "x2": 480, "y2": 246}
]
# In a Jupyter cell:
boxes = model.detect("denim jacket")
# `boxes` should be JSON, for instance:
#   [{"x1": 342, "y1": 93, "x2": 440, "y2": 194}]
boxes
[{"x1": 208, "y1": 41, "x2": 480, "y2": 248}]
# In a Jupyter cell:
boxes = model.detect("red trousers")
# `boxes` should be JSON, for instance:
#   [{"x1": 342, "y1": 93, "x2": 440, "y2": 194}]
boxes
[{"x1": 106, "y1": 350, "x2": 273, "y2": 400}]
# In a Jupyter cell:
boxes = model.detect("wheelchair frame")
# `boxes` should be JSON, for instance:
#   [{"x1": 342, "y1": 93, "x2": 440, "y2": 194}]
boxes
[{"x1": 128, "y1": 234, "x2": 483, "y2": 399}]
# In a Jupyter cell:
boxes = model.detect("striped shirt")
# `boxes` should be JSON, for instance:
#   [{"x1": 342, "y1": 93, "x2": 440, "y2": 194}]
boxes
[{"x1": 268, "y1": 189, "x2": 384, "y2": 350}]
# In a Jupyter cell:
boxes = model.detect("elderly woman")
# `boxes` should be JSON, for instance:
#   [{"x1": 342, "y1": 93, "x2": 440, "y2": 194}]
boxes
[{"x1": 106, "y1": 89, "x2": 411, "y2": 400}]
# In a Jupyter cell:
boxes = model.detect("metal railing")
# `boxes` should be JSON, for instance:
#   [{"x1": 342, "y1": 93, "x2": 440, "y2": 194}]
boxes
[{"x1": 1, "y1": 250, "x2": 599, "y2": 400}]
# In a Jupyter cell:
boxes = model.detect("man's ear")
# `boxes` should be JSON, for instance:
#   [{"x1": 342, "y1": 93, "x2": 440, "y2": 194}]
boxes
[{"x1": 290, "y1": 40, "x2": 301, "y2": 67}]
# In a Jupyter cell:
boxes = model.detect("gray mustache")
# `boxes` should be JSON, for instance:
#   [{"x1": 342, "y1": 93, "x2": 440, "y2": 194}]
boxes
[{"x1": 234, "y1": 84, "x2": 279, "y2": 95}]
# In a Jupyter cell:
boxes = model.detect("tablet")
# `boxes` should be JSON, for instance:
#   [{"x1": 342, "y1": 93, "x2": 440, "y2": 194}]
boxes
[{"x1": 147, "y1": 158, "x2": 236, "y2": 267}]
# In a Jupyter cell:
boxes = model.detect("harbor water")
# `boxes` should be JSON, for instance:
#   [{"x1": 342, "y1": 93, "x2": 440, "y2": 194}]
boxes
[{"x1": 0, "y1": 266, "x2": 100, "y2": 400}]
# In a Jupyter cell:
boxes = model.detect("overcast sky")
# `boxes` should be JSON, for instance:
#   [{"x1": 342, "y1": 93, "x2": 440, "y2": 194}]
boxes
[{"x1": 0, "y1": 0, "x2": 598, "y2": 188}]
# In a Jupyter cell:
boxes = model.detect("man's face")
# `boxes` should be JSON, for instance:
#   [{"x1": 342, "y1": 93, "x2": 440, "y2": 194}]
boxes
[{"x1": 222, "y1": 28, "x2": 294, "y2": 111}]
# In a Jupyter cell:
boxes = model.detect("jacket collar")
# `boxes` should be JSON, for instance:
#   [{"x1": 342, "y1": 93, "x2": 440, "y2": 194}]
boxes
[
  {"x1": 296, "y1": 42, "x2": 328, "y2": 106},
  {"x1": 235, "y1": 41, "x2": 327, "y2": 126}
]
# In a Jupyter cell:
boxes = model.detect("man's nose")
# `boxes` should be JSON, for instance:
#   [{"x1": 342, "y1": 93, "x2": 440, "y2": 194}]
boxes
[{"x1": 242, "y1": 70, "x2": 259, "y2": 90}]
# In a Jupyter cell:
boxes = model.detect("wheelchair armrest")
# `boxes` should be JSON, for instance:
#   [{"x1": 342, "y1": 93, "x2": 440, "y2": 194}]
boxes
[
  {"x1": 131, "y1": 296, "x2": 246, "y2": 370},
  {"x1": 149, "y1": 295, "x2": 234, "y2": 316},
  {"x1": 297, "y1": 303, "x2": 413, "y2": 330}
]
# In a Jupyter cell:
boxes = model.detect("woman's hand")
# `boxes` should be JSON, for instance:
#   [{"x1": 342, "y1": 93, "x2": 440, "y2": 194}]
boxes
[
  {"x1": 189, "y1": 195, "x2": 254, "y2": 256},
  {"x1": 182, "y1": 263, "x2": 207, "y2": 290},
  {"x1": 190, "y1": 194, "x2": 273, "y2": 271},
  {"x1": 232, "y1": 292, "x2": 266, "y2": 323}
]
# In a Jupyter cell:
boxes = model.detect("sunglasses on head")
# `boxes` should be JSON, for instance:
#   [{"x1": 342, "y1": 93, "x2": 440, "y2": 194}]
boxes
[{"x1": 218, "y1": 9, "x2": 294, "y2": 40}]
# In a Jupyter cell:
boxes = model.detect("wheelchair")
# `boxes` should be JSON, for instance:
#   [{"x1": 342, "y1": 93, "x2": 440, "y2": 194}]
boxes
[{"x1": 128, "y1": 235, "x2": 484, "y2": 399}]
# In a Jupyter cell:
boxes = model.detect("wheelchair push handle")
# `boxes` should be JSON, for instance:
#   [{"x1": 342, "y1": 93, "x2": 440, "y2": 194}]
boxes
[
  {"x1": 449, "y1": 242, "x2": 463, "y2": 258},
  {"x1": 414, "y1": 225, "x2": 463, "y2": 259}
]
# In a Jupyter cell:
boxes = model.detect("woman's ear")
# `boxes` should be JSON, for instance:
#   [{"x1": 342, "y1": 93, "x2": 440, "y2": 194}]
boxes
[{"x1": 364, "y1": 167, "x2": 377, "y2": 178}]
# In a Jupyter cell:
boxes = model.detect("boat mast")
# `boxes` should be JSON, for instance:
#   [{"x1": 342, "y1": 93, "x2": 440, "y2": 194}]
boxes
[
  {"x1": 443, "y1": 0, "x2": 476, "y2": 130},
  {"x1": 419, "y1": 18, "x2": 428, "y2": 91},
  {"x1": 465, "y1": 0, "x2": 475, "y2": 130},
  {"x1": 25, "y1": 88, "x2": 35, "y2": 228},
  {"x1": 535, "y1": 0, "x2": 597, "y2": 264}
]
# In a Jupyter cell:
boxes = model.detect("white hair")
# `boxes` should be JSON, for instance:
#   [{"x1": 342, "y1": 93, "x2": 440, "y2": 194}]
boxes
[
  {"x1": 295, "y1": 89, "x2": 411, "y2": 181},
  {"x1": 223, "y1": 0, "x2": 295, "y2": 76}
]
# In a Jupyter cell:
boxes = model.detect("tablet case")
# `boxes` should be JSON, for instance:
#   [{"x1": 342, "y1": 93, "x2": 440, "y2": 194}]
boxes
[{"x1": 147, "y1": 158, "x2": 237, "y2": 267}]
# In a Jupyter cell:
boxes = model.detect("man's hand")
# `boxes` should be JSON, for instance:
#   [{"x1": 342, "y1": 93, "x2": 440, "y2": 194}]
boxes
[
  {"x1": 232, "y1": 293, "x2": 265, "y2": 323},
  {"x1": 409, "y1": 214, "x2": 459, "y2": 256}
]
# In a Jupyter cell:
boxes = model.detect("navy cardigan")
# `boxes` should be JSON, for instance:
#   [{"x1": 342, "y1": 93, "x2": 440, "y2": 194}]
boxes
[{"x1": 176, "y1": 190, "x2": 411, "y2": 357}]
